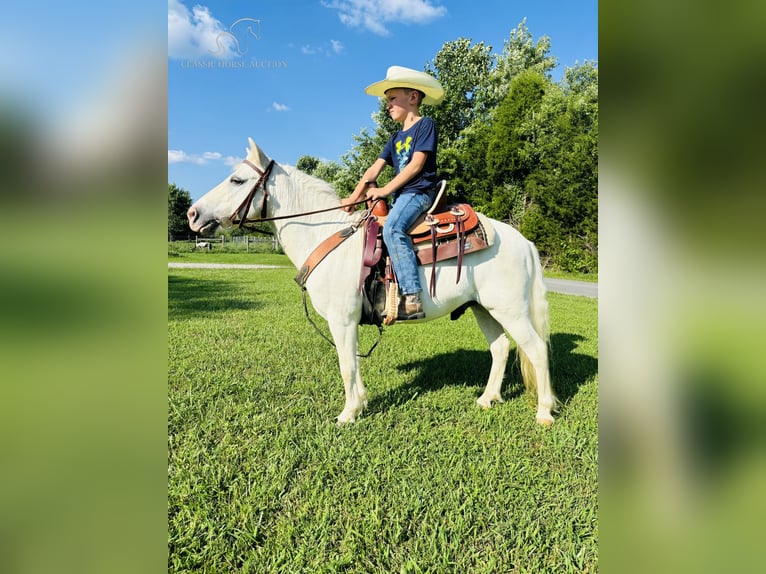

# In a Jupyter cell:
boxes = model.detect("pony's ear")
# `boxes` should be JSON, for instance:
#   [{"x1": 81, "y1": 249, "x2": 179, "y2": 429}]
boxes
[
  {"x1": 246, "y1": 137, "x2": 258, "y2": 159},
  {"x1": 245, "y1": 137, "x2": 270, "y2": 166}
]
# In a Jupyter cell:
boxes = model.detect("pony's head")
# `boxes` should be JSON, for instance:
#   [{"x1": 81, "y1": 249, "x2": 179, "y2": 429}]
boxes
[{"x1": 187, "y1": 138, "x2": 274, "y2": 234}]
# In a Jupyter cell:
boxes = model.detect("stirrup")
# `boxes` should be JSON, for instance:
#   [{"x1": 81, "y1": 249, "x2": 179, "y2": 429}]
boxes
[{"x1": 383, "y1": 283, "x2": 399, "y2": 326}]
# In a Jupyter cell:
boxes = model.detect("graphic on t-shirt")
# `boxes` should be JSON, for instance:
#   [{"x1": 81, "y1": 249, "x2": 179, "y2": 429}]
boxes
[{"x1": 395, "y1": 135, "x2": 413, "y2": 171}]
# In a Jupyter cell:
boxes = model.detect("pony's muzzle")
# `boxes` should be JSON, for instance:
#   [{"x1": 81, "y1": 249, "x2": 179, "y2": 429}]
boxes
[{"x1": 187, "y1": 206, "x2": 198, "y2": 225}]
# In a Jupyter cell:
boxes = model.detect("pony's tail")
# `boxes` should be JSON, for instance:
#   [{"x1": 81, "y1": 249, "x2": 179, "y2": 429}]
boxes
[
  {"x1": 527, "y1": 241, "x2": 550, "y2": 345},
  {"x1": 518, "y1": 241, "x2": 557, "y2": 410}
]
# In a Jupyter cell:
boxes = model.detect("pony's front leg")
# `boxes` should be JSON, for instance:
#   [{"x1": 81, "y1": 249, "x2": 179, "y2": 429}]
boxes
[{"x1": 328, "y1": 321, "x2": 367, "y2": 424}]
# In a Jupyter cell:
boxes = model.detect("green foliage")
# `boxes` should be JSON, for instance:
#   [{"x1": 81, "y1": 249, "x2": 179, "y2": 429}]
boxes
[
  {"x1": 444, "y1": 120, "x2": 492, "y2": 204},
  {"x1": 480, "y1": 18, "x2": 558, "y2": 111},
  {"x1": 296, "y1": 155, "x2": 319, "y2": 174},
  {"x1": 485, "y1": 70, "x2": 547, "y2": 206},
  {"x1": 423, "y1": 38, "x2": 494, "y2": 145},
  {"x1": 294, "y1": 155, "x2": 348, "y2": 195},
  {"x1": 168, "y1": 183, "x2": 192, "y2": 239},
  {"x1": 330, "y1": 22, "x2": 597, "y2": 273},
  {"x1": 337, "y1": 121, "x2": 394, "y2": 197},
  {"x1": 312, "y1": 159, "x2": 343, "y2": 186},
  {"x1": 521, "y1": 62, "x2": 598, "y2": 272}
]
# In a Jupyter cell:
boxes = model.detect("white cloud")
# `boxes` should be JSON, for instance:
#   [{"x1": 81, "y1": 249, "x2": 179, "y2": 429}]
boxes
[
  {"x1": 300, "y1": 40, "x2": 344, "y2": 56},
  {"x1": 168, "y1": 149, "x2": 195, "y2": 164},
  {"x1": 168, "y1": 0, "x2": 237, "y2": 59},
  {"x1": 322, "y1": 0, "x2": 446, "y2": 36},
  {"x1": 168, "y1": 149, "x2": 239, "y2": 165},
  {"x1": 272, "y1": 102, "x2": 290, "y2": 112}
]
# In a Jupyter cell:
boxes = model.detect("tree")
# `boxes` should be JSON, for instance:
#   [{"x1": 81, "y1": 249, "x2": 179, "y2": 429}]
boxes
[
  {"x1": 422, "y1": 38, "x2": 494, "y2": 146},
  {"x1": 479, "y1": 19, "x2": 557, "y2": 114},
  {"x1": 296, "y1": 155, "x2": 319, "y2": 175},
  {"x1": 168, "y1": 183, "x2": 192, "y2": 240},
  {"x1": 460, "y1": 69, "x2": 548, "y2": 223},
  {"x1": 337, "y1": 121, "x2": 394, "y2": 197},
  {"x1": 313, "y1": 160, "x2": 344, "y2": 188},
  {"x1": 445, "y1": 119, "x2": 493, "y2": 204},
  {"x1": 487, "y1": 70, "x2": 547, "y2": 186},
  {"x1": 521, "y1": 62, "x2": 598, "y2": 272},
  {"x1": 426, "y1": 26, "x2": 555, "y2": 207}
]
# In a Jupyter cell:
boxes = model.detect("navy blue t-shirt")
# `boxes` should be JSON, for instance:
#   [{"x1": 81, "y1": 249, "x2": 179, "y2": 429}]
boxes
[{"x1": 380, "y1": 117, "x2": 438, "y2": 195}]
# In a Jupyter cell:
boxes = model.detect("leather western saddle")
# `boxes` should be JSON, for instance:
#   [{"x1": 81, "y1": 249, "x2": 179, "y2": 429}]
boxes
[
  {"x1": 294, "y1": 181, "x2": 493, "y2": 326},
  {"x1": 358, "y1": 181, "x2": 492, "y2": 324}
]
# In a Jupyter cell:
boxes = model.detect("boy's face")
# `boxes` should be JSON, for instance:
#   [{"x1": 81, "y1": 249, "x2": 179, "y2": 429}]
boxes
[{"x1": 384, "y1": 88, "x2": 416, "y2": 122}]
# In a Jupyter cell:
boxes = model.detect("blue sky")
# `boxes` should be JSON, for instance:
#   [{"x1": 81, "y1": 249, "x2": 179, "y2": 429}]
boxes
[{"x1": 168, "y1": 0, "x2": 597, "y2": 201}]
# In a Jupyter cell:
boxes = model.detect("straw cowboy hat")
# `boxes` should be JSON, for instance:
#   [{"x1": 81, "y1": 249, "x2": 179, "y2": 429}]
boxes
[{"x1": 365, "y1": 65, "x2": 444, "y2": 105}]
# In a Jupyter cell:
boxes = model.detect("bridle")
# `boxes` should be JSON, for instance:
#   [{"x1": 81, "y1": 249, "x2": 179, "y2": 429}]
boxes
[
  {"x1": 222, "y1": 158, "x2": 368, "y2": 230},
  {"x1": 224, "y1": 158, "x2": 275, "y2": 229}
]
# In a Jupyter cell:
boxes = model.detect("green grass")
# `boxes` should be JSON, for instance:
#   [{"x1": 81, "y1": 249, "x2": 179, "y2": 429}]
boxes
[
  {"x1": 167, "y1": 244, "x2": 597, "y2": 283},
  {"x1": 168, "y1": 267, "x2": 598, "y2": 573},
  {"x1": 542, "y1": 269, "x2": 598, "y2": 283},
  {"x1": 169, "y1": 251, "x2": 291, "y2": 266}
]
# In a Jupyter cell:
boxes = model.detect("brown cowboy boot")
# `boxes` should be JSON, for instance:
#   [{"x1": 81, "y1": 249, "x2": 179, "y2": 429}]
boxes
[{"x1": 397, "y1": 293, "x2": 425, "y2": 321}]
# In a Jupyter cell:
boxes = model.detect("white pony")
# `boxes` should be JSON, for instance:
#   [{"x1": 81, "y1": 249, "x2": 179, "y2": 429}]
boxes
[{"x1": 188, "y1": 138, "x2": 558, "y2": 425}]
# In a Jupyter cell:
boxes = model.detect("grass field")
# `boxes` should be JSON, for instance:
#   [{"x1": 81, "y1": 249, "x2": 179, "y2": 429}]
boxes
[
  {"x1": 168, "y1": 261, "x2": 598, "y2": 573},
  {"x1": 168, "y1": 245, "x2": 598, "y2": 283}
]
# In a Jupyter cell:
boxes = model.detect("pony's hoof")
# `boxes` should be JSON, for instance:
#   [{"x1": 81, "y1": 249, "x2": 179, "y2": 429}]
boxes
[
  {"x1": 477, "y1": 395, "x2": 503, "y2": 409},
  {"x1": 536, "y1": 416, "x2": 554, "y2": 427},
  {"x1": 336, "y1": 409, "x2": 358, "y2": 425}
]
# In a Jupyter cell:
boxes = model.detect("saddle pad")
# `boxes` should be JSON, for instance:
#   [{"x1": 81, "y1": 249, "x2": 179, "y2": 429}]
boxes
[{"x1": 475, "y1": 212, "x2": 496, "y2": 245}]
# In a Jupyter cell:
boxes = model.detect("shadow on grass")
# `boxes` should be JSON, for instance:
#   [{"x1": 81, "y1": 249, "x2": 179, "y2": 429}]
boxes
[
  {"x1": 549, "y1": 333, "x2": 598, "y2": 403},
  {"x1": 168, "y1": 273, "x2": 263, "y2": 320},
  {"x1": 366, "y1": 332, "x2": 596, "y2": 413}
]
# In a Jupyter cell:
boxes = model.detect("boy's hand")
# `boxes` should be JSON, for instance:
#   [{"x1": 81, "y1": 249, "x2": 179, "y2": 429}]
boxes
[
  {"x1": 340, "y1": 197, "x2": 358, "y2": 214},
  {"x1": 366, "y1": 186, "x2": 391, "y2": 202}
]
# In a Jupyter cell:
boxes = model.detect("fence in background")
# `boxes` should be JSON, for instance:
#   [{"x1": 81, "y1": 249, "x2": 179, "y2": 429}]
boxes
[{"x1": 168, "y1": 234, "x2": 280, "y2": 253}]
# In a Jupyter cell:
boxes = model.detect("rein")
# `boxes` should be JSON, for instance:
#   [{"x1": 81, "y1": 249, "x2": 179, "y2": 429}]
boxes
[
  {"x1": 223, "y1": 158, "x2": 368, "y2": 229},
  {"x1": 301, "y1": 289, "x2": 384, "y2": 358}
]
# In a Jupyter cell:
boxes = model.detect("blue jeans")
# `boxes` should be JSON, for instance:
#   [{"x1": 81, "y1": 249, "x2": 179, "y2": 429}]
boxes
[{"x1": 383, "y1": 191, "x2": 434, "y2": 296}]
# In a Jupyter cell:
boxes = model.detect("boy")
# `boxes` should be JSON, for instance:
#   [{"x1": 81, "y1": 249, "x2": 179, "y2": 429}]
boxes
[{"x1": 341, "y1": 66, "x2": 444, "y2": 321}]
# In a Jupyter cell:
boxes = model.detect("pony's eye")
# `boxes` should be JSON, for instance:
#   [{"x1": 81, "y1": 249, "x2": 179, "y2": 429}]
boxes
[{"x1": 230, "y1": 176, "x2": 246, "y2": 185}]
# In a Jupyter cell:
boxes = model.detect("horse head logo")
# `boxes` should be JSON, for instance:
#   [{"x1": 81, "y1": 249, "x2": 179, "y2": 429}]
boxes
[{"x1": 210, "y1": 18, "x2": 261, "y2": 57}]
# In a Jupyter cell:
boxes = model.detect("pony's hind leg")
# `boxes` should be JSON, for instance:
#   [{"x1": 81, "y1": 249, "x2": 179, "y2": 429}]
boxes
[
  {"x1": 472, "y1": 305, "x2": 511, "y2": 409},
  {"x1": 490, "y1": 310, "x2": 558, "y2": 425}
]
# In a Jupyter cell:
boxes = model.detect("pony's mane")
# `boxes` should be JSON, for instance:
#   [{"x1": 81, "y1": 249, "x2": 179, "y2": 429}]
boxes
[{"x1": 283, "y1": 165, "x2": 340, "y2": 201}]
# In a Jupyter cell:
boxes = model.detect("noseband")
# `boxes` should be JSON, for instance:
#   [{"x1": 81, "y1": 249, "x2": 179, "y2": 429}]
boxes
[{"x1": 227, "y1": 158, "x2": 275, "y2": 229}]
